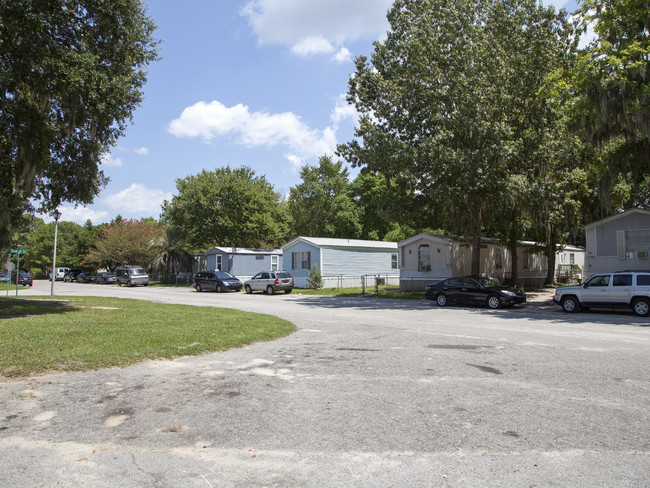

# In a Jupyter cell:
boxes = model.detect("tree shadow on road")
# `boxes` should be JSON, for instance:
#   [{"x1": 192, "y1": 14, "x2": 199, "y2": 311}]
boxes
[{"x1": 287, "y1": 295, "x2": 650, "y2": 327}]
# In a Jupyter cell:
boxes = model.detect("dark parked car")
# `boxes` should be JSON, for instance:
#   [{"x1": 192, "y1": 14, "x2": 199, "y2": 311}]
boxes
[
  {"x1": 192, "y1": 271, "x2": 242, "y2": 292},
  {"x1": 0, "y1": 272, "x2": 9, "y2": 284},
  {"x1": 12, "y1": 270, "x2": 33, "y2": 286},
  {"x1": 244, "y1": 271, "x2": 294, "y2": 295},
  {"x1": 63, "y1": 269, "x2": 83, "y2": 282},
  {"x1": 94, "y1": 272, "x2": 117, "y2": 284},
  {"x1": 76, "y1": 272, "x2": 95, "y2": 283},
  {"x1": 425, "y1": 276, "x2": 526, "y2": 309}
]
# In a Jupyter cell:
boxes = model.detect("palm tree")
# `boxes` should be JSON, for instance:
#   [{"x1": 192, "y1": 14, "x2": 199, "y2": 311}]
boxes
[{"x1": 149, "y1": 226, "x2": 195, "y2": 276}]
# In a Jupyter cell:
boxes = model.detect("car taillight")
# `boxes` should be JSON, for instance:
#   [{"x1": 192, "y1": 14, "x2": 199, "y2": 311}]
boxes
[{"x1": 274, "y1": 278, "x2": 279, "y2": 285}]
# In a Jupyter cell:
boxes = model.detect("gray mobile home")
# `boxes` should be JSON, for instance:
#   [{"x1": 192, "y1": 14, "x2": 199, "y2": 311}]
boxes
[
  {"x1": 282, "y1": 237, "x2": 399, "y2": 288},
  {"x1": 585, "y1": 208, "x2": 650, "y2": 275},
  {"x1": 202, "y1": 247, "x2": 283, "y2": 281}
]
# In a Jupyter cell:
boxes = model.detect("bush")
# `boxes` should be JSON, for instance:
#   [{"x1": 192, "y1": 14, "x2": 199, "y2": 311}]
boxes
[{"x1": 307, "y1": 263, "x2": 323, "y2": 290}]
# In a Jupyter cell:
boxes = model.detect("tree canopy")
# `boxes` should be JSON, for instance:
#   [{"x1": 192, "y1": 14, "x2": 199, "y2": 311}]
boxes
[
  {"x1": 0, "y1": 0, "x2": 159, "y2": 250},
  {"x1": 83, "y1": 218, "x2": 163, "y2": 270},
  {"x1": 339, "y1": 0, "x2": 574, "y2": 275},
  {"x1": 161, "y1": 166, "x2": 288, "y2": 250},
  {"x1": 287, "y1": 156, "x2": 353, "y2": 237}
]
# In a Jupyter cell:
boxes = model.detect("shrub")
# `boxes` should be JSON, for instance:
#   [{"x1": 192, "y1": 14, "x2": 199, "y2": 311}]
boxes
[{"x1": 307, "y1": 263, "x2": 323, "y2": 290}]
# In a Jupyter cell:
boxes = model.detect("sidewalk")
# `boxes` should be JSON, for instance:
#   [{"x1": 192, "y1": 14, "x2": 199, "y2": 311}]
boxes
[{"x1": 524, "y1": 287, "x2": 556, "y2": 306}]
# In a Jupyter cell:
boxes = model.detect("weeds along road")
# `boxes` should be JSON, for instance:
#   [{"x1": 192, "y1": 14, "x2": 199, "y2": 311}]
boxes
[{"x1": 1, "y1": 280, "x2": 649, "y2": 487}]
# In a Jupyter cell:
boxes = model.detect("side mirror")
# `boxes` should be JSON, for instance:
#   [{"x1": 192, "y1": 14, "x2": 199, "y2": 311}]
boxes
[{"x1": 583, "y1": 282, "x2": 588, "y2": 288}]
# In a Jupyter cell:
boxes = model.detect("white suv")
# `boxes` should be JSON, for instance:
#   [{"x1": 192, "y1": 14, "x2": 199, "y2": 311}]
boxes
[{"x1": 553, "y1": 271, "x2": 650, "y2": 317}]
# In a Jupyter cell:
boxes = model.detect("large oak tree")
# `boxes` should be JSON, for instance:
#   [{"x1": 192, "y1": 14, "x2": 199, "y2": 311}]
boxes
[
  {"x1": 161, "y1": 166, "x2": 288, "y2": 250},
  {"x1": 0, "y1": 0, "x2": 158, "y2": 250},
  {"x1": 339, "y1": 0, "x2": 572, "y2": 276}
]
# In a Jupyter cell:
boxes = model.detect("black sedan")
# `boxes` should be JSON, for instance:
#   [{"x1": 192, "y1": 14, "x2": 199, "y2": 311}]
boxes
[
  {"x1": 192, "y1": 271, "x2": 242, "y2": 292},
  {"x1": 425, "y1": 276, "x2": 526, "y2": 309},
  {"x1": 76, "y1": 272, "x2": 95, "y2": 283},
  {"x1": 12, "y1": 271, "x2": 33, "y2": 286},
  {"x1": 95, "y1": 272, "x2": 117, "y2": 284}
]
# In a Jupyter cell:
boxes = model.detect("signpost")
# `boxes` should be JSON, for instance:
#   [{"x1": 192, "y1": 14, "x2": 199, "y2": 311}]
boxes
[{"x1": 10, "y1": 248, "x2": 26, "y2": 296}]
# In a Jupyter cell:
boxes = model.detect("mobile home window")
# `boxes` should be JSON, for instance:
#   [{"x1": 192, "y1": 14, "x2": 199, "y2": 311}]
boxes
[
  {"x1": 418, "y1": 245, "x2": 431, "y2": 272},
  {"x1": 216, "y1": 255, "x2": 222, "y2": 271},
  {"x1": 391, "y1": 253, "x2": 398, "y2": 270},
  {"x1": 292, "y1": 251, "x2": 310, "y2": 269},
  {"x1": 271, "y1": 255, "x2": 278, "y2": 271}
]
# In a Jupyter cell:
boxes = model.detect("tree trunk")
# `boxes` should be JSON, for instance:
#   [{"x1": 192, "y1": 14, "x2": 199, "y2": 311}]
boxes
[
  {"x1": 545, "y1": 222, "x2": 556, "y2": 285},
  {"x1": 509, "y1": 231, "x2": 519, "y2": 286},
  {"x1": 471, "y1": 208, "x2": 483, "y2": 276}
]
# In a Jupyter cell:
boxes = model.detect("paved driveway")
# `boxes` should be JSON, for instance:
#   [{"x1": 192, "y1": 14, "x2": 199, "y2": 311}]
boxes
[{"x1": 1, "y1": 281, "x2": 649, "y2": 487}]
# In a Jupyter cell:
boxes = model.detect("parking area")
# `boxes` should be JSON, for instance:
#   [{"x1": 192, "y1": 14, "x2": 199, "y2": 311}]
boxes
[{"x1": 1, "y1": 281, "x2": 649, "y2": 487}]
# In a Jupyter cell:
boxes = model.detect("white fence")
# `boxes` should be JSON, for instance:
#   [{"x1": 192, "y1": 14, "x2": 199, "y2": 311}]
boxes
[{"x1": 294, "y1": 274, "x2": 400, "y2": 290}]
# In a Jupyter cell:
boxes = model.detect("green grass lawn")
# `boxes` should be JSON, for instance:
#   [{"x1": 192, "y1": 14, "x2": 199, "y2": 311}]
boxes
[
  {"x1": 0, "y1": 296, "x2": 295, "y2": 378},
  {"x1": 294, "y1": 285, "x2": 423, "y2": 299}
]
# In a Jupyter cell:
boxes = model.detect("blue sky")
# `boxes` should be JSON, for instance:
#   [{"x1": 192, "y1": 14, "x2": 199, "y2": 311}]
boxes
[{"x1": 52, "y1": 0, "x2": 578, "y2": 225}]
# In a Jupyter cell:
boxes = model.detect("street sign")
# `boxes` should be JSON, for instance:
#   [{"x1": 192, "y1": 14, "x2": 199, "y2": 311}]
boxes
[{"x1": 10, "y1": 248, "x2": 26, "y2": 254}]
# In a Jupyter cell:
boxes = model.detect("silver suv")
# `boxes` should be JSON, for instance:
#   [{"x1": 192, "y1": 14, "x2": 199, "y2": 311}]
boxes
[
  {"x1": 244, "y1": 271, "x2": 294, "y2": 295},
  {"x1": 553, "y1": 271, "x2": 650, "y2": 317}
]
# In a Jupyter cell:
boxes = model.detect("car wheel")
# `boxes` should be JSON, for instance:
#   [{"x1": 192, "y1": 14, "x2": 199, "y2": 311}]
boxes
[
  {"x1": 245, "y1": 285, "x2": 252, "y2": 294},
  {"x1": 632, "y1": 298, "x2": 649, "y2": 317},
  {"x1": 196, "y1": 284, "x2": 202, "y2": 292},
  {"x1": 217, "y1": 284, "x2": 223, "y2": 293},
  {"x1": 561, "y1": 296, "x2": 579, "y2": 313},
  {"x1": 436, "y1": 293, "x2": 448, "y2": 306},
  {"x1": 266, "y1": 285, "x2": 275, "y2": 295},
  {"x1": 487, "y1": 295, "x2": 501, "y2": 309}
]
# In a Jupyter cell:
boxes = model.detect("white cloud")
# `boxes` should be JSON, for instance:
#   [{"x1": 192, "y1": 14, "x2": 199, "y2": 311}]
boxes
[
  {"x1": 168, "y1": 100, "x2": 339, "y2": 169},
  {"x1": 42, "y1": 205, "x2": 111, "y2": 226},
  {"x1": 332, "y1": 47, "x2": 352, "y2": 64},
  {"x1": 291, "y1": 36, "x2": 335, "y2": 57},
  {"x1": 134, "y1": 147, "x2": 150, "y2": 155},
  {"x1": 241, "y1": 0, "x2": 392, "y2": 60},
  {"x1": 541, "y1": 0, "x2": 570, "y2": 9},
  {"x1": 101, "y1": 153, "x2": 123, "y2": 167},
  {"x1": 330, "y1": 94, "x2": 358, "y2": 127},
  {"x1": 103, "y1": 184, "x2": 173, "y2": 217}
]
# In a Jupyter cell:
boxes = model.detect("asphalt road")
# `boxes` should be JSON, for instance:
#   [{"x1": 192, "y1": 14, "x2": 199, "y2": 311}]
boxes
[{"x1": 1, "y1": 281, "x2": 649, "y2": 487}]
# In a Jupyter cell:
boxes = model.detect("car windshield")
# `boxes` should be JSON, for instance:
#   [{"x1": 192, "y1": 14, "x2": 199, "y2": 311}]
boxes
[
  {"x1": 216, "y1": 271, "x2": 236, "y2": 279},
  {"x1": 277, "y1": 272, "x2": 291, "y2": 278},
  {"x1": 475, "y1": 277, "x2": 500, "y2": 288},
  {"x1": 129, "y1": 268, "x2": 146, "y2": 275}
]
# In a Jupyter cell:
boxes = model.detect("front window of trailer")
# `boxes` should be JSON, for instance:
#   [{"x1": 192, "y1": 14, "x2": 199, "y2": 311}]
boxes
[
  {"x1": 292, "y1": 251, "x2": 309, "y2": 269},
  {"x1": 418, "y1": 245, "x2": 431, "y2": 272}
]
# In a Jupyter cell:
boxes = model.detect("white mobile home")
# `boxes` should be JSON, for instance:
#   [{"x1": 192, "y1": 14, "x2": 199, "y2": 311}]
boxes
[
  {"x1": 282, "y1": 237, "x2": 399, "y2": 288},
  {"x1": 399, "y1": 233, "x2": 585, "y2": 290}
]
